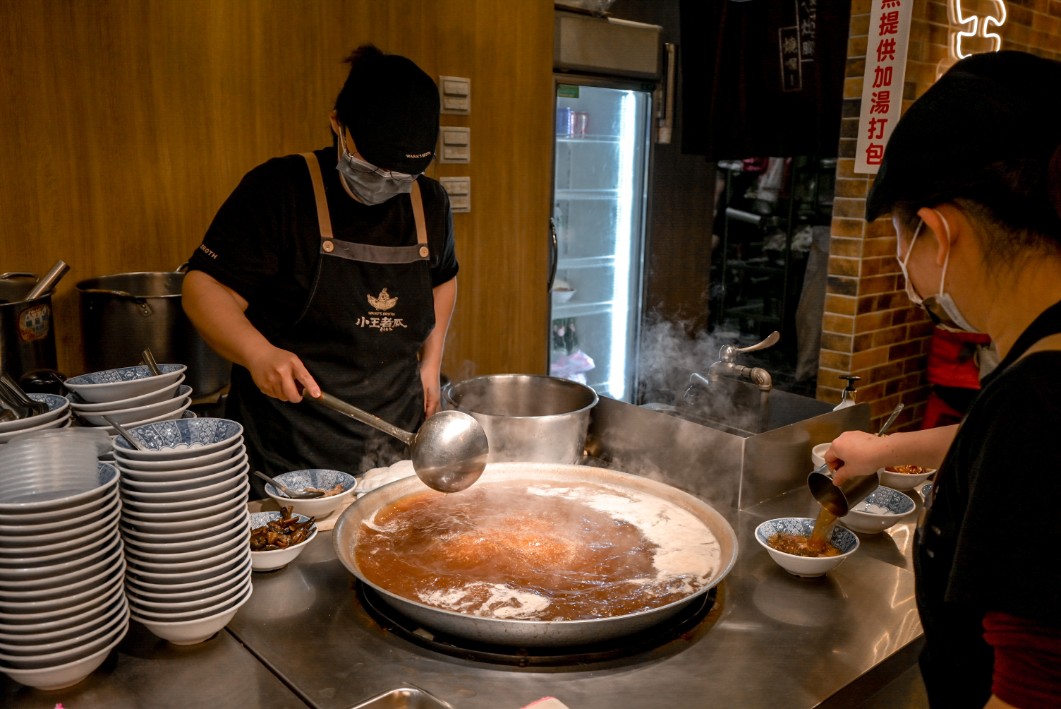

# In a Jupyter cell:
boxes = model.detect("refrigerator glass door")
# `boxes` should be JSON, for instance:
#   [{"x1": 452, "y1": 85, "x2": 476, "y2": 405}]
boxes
[{"x1": 551, "y1": 82, "x2": 650, "y2": 402}]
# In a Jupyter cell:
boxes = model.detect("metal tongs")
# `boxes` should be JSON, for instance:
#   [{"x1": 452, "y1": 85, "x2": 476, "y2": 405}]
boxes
[{"x1": 0, "y1": 371, "x2": 48, "y2": 419}]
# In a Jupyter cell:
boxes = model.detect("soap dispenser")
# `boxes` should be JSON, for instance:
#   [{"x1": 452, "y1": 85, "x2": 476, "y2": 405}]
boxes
[{"x1": 834, "y1": 375, "x2": 860, "y2": 411}]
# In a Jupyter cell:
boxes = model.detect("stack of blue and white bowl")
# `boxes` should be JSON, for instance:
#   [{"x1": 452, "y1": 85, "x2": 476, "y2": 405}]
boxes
[
  {"x1": 0, "y1": 433, "x2": 129, "y2": 691},
  {"x1": 114, "y1": 418, "x2": 253, "y2": 645},
  {"x1": 0, "y1": 393, "x2": 72, "y2": 444},
  {"x1": 64, "y1": 364, "x2": 192, "y2": 435}
]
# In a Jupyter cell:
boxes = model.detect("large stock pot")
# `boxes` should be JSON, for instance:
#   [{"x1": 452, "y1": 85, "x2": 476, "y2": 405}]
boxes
[
  {"x1": 442, "y1": 374, "x2": 598, "y2": 464},
  {"x1": 332, "y1": 462, "x2": 739, "y2": 647},
  {"x1": 0, "y1": 274, "x2": 58, "y2": 380},
  {"x1": 76, "y1": 272, "x2": 230, "y2": 396}
]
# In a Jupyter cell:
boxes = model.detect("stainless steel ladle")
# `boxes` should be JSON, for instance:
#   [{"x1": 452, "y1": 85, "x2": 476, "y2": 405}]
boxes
[{"x1": 309, "y1": 391, "x2": 489, "y2": 493}]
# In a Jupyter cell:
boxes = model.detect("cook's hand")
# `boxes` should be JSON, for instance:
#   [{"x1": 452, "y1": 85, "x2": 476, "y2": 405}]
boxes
[
  {"x1": 246, "y1": 346, "x2": 320, "y2": 402},
  {"x1": 421, "y1": 369, "x2": 441, "y2": 417},
  {"x1": 828, "y1": 430, "x2": 893, "y2": 485}
]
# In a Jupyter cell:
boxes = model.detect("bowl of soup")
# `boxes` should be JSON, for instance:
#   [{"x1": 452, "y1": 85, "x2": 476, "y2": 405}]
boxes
[{"x1": 755, "y1": 517, "x2": 859, "y2": 577}]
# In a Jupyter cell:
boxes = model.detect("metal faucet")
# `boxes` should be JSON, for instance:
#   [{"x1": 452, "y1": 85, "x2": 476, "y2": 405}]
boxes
[{"x1": 703, "y1": 331, "x2": 780, "y2": 392}]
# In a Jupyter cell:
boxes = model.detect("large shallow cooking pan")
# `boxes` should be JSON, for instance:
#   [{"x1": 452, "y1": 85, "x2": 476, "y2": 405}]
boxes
[{"x1": 332, "y1": 462, "x2": 739, "y2": 647}]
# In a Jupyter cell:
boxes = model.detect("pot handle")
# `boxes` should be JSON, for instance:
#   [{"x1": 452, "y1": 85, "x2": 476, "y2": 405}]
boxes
[
  {"x1": 78, "y1": 288, "x2": 154, "y2": 317},
  {"x1": 0, "y1": 272, "x2": 36, "y2": 280}
]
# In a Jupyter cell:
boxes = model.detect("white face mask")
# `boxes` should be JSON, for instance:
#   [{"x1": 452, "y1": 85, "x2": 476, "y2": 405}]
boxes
[{"x1": 896, "y1": 210, "x2": 979, "y2": 333}]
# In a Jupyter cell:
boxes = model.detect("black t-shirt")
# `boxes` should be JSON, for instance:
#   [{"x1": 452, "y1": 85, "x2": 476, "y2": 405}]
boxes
[
  {"x1": 187, "y1": 147, "x2": 458, "y2": 336},
  {"x1": 916, "y1": 298, "x2": 1061, "y2": 706}
]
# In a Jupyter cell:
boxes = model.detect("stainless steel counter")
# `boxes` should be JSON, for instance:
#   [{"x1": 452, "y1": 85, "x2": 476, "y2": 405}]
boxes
[
  {"x1": 1, "y1": 485, "x2": 923, "y2": 709},
  {"x1": 223, "y1": 488, "x2": 923, "y2": 709}
]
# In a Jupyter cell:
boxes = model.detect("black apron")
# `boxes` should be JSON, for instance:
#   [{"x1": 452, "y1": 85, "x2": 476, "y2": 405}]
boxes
[{"x1": 229, "y1": 153, "x2": 435, "y2": 495}]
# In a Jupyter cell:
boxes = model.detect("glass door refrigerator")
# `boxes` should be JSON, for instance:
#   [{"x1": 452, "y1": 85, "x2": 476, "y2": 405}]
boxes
[
  {"x1": 549, "y1": 10, "x2": 665, "y2": 402},
  {"x1": 550, "y1": 80, "x2": 653, "y2": 402}
]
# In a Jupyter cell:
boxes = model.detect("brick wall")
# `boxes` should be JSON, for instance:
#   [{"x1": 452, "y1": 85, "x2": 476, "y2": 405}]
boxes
[{"x1": 816, "y1": 0, "x2": 1061, "y2": 433}]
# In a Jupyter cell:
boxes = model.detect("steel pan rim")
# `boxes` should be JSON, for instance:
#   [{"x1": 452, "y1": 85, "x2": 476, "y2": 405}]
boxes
[{"x1": 332, "y1": 462, "x2": 738, "y2": 646}]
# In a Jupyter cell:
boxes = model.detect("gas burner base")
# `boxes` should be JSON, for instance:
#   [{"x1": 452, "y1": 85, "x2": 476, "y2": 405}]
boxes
[{"x1": 356, "y1": 583, "x2": 718, "y2": 668}]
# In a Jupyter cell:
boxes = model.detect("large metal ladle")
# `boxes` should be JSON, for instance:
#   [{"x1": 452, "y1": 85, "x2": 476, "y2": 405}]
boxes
[{"x1": 309, "y1": 391, "x2": 489, "y2": 493}]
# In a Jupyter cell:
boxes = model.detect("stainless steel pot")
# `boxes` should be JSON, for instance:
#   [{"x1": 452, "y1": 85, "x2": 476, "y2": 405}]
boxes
[
  {"x1": 76, "y1": 272, "x2": 230, "y2": 396},
  {"x1": 442, "y1": 374, "x2": 598, "y2": 464},
  {"x1": 0, "y1": 274, "x2": 58, "y2": 380},
  {"x1": 332, "y1": 462, "x2": 739, "y2": 647}
]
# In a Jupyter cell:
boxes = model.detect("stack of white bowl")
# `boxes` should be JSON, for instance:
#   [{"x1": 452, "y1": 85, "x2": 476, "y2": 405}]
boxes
[
  {"x1": 114, "y1": 418, "x2": 253, "y2": 645},
  {"x1": 0, "y1": 433, "x2": 129, "y2": 692},
  {"x1": 0, "y1": 393, "x2": 72, "y2": 444},
  {"x1": 64, "y1": 364, "x2": 193, "y2": 435}
]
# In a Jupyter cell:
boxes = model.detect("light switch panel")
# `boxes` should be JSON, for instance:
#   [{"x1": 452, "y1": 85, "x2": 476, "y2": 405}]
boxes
[
  {"x1": 439, "y1": 75, "x2": 471, "y2": 114},
  {"x1": 439, "y1": 126, "x2": 470, "y2": 164},
  {"x1": 439, "y1": 176, "x2": 471, "y2": 213}
]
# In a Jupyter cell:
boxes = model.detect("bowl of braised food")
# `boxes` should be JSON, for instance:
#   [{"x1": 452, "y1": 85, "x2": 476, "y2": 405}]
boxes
[
  {"x1": 877, "y1": 464, "x2": 936, "y2": 491},
  {"x1": 249, "y1": 509, "x2": 317, "y2": 572},
  {"x1": 755, "y1": 517, "x2": 860, "y2": 577}
]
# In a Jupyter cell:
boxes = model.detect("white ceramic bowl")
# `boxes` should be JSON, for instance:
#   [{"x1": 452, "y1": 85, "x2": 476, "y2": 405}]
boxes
[
  {"x1": 0, "y1": 630, "x2": 124, "y2": 690},
  {"x1": 755, "y1": 517, "x2": 860, "y2": 578},
  {"x1": 0, "y1": 571, "x2": 124, "y2": 625},
  {"x1": 133, "y1": 585, "x2": 251, "y2": 645},
  {"x1": 125, "y1": 555, "x2": 251, "y2": 596},
  {"x1": 264, "y1": 469, "x2": 357, "y2": 519},
  {"x1": 121, "y1": 478, "x2": 248, "y2": 514},
  {"x1": 119, "y1": 468, "x2": 247, "y2": 504},
  {"x1": 111, "y1": 418, "x2": 243, "y2": 459},
  {"x1": 75, "y1": 386, "x2": 192, "y2": 426},
  {"x1": 0, "y1": 459, "x2": 117, "y2": 510},
  {"x1": 0, "y1": 415, "x2": 71, "y2": 444},
  {"x1": 249, "y1": 511, "x2": 318, "y2": 572},
  {"x1": 67, "y1": 376, "x2": 185, "y2": 412},
  {"x1": 811, "y1": 442, "x2": 830, "y2": 469},
  {"x1": 125, "y1": 574, "x2": 250, "y2": 615},
  {"x1": 63, "y1": 364, "x2": 187, "y2": 404},
  {"x1": 113, "y1": 440, "x2": 245, "y2": 471},
  {"x1": 840, "y1": 485, "x2": 917, "y2": 534},
  {"x1": 0, "y1": 504, "x2": 120, "y2": 551},
  {"x1": 878, "y1": 465, "x2": 936, "y2": 491},
  {"x1": 0, "y1": 394, "x2": 69, "y2": 434}
]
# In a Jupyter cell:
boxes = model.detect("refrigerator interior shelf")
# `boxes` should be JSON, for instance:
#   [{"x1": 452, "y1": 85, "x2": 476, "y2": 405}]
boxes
[
  {"x1": 556, "y1": 136, "x2": 620, "y2": 145},
  {"x1": 554, "y1": 189, "x2": 620, "y2": 200},
  {"x1": 551, "y1": 300, "x2": 615, "y2": 318},
  {"x1": 556, "y1": 255, "x2": 615, "y2": 269}
]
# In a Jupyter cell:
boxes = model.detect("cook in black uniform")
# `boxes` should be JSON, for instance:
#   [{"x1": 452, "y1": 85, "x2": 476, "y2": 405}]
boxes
[
  {"x1": 825, "y1": 52, "x2": 1061, "y2": 708},
  {"x1": 183, "y1": 45, "x2": 458, "y2": 496}
]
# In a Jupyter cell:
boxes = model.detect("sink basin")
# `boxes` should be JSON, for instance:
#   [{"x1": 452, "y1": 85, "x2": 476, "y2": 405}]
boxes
[
  {"x1": 645, "y1": 378, "x2": 835, "y2": 437},
  {"x1": 586, "y1": 387, "x2": 870, "y2": 511}
]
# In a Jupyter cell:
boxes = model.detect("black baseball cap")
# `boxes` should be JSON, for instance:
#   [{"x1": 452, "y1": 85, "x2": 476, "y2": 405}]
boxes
[
  {"x1": 865, "y1": 51, "x2": 1061, "y2": 222},
  {"x1": 336, "y1": 50, "x2": 439, "y2": 175}
]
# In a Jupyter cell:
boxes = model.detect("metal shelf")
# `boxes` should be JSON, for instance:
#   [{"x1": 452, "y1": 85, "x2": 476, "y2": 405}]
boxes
[{"x1": 551, "y1": 300, "x2": 615, "y2": 318}]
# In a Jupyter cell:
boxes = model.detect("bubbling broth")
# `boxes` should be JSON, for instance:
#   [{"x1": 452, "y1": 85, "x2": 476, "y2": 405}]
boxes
[{"x1": 354, "y1": 480, "x2": 722, "y2": 622}]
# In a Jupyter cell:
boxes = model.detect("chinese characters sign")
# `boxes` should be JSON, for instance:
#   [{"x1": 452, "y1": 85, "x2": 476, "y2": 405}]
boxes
[{"x1": 854, "y1": 0, "x2": 914, "y2": 174}]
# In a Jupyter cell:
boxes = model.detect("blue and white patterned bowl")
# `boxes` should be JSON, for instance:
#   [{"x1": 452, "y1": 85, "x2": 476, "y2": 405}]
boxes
[
  {"x1": 0, "y1": 393, "x2": 70, "y2": 435},
  {"x1": 840, "y1": 485, "x2": 916, "y2": 534},
  {"x1": 249, "y1": 511, "x2": 317, "y2": 572},
  {"x1": 64, "y1": 364, "x2": 187, "y2": 404},
  {"x1": 264, "y1": 469, "x2": 357, "y2": 519},
  {"x1": 112, "y1": 418, "x2": 243, "y2": 460},
  {"x1": 755, "y1": 517, "x2": 859, "y2": 578}
]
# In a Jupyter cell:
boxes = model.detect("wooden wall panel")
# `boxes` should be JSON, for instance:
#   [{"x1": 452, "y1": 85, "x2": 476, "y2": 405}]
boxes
[{"x1": 0, "y1": 0, "x2": 553, "y2": 381}]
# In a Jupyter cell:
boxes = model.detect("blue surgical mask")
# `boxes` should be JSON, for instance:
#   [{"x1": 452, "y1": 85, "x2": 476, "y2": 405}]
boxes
[
  {"x1": 896, "y1": 210, "x2": 978, "y2": 333},
  {"x1": 336, "y1": 131, "x2": 416, "y2": 205}
]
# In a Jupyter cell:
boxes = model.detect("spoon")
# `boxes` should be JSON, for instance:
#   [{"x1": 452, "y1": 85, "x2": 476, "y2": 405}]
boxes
[
  {"x1": 102, "y1": 415, "x2": 148, "y2": 451},
  {"x1": 141, "y1": 348, "x2": 162, "y2": 376},
  {"x1": 309, "y1": 390, "x2": 489, "y2": 493},
  {"x1": 252, "y1": 470, "x2": 325, "y2": 499},
  {"x1": 876, "y1": 402, "x2": 905, "y2": 437}
]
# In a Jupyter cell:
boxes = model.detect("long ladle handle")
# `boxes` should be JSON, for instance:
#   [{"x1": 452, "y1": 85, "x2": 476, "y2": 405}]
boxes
[{"x1": 311, "y1": 391, "x2": 415, "y2": 446}]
